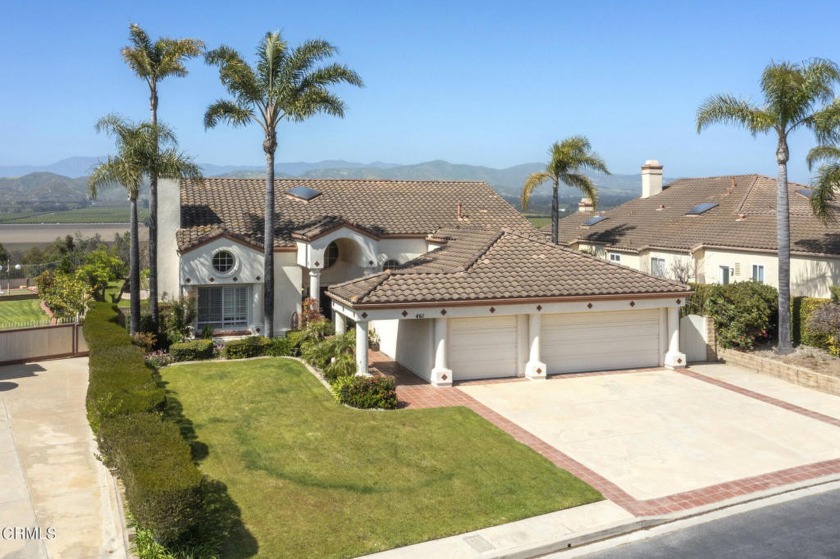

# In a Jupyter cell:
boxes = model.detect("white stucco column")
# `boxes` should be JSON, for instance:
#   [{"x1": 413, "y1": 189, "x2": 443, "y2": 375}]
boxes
[
  {"x1": 355, "y1": 320, "x2": 370, "y2": 376},
  {"x1": 335, "y1": 312, "x2": 347, "y2": 335},
  {"x1": 664, "y1": 306, "x2": 687, "y2": 369},
  {"x1": 309, "y1": 269, "x2": 321, "y2": 310},
  {"x1": 525, "y1": 313, "x2": 547, "y2": 380},
  {"x1": 431, "y1": 317, "x2": 453, "y2": 387}
]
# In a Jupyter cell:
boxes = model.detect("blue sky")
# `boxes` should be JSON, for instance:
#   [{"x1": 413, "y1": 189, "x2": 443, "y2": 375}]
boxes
[{"x1": 1, "y1": 1, "x2": 840, "y2": 182}]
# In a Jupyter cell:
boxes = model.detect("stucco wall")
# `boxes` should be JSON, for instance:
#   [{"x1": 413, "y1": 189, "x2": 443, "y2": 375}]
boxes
[
  {"x1": 372, "y1": 319, "x2": 399, "y2": 358},
  {"x1": 393, "y1": 319, "x2": 433, "y2": 380},
  {"x1": 378, "y1": 238, "x2": 427, "y2": 266},
  {"x1": 157, "y1": 178, "x2": 181, "y2": 298},
  {"x1": 181, "y1": 238, "x2": 264, "y2": 285},
  {"x1": 702, "y1": 248, "x2": 840, "y2": 298},
  {"x1": 274, "y1": 251, "x2": 302, "y2": 333}
]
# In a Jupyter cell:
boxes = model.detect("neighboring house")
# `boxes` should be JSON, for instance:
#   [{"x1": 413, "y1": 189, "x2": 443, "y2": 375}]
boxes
[
  {"x1": 159, "y1": 177, "x2": 690, "y2": 384},
  {"x1": 554, "y1": 161, "x2": 840, "y2": 298}
]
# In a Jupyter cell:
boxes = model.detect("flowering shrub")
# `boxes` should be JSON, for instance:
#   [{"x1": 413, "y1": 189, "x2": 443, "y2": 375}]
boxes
[
  {"x1": 806, "y1": 303, "x2": 840, "y2": 356},
  {"x1": 145, "y1": 350, "x2": 172, "y2": 369},
  {"x1": 332, "y1": 375, "x2": 397, "y2": 410}
]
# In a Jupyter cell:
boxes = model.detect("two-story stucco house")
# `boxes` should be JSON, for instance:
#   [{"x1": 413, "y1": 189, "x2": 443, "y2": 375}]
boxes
[
  {"x1": 555, "y1": 161, "x2": 840, "y2": 298},
  {"x1": 158, "y1": 177, "x2": 690, "y2": 385}
]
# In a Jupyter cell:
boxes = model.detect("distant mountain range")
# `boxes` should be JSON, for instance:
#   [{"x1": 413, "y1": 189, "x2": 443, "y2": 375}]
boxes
[{"x1": 0, "y1": 158, "x2": 657, "y2": 211}]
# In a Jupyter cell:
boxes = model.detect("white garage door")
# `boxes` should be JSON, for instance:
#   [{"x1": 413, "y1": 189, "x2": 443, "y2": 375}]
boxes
[
  {"x1": 542, "y1": 310, "x2": 661, "y2": 374},
  {"x1": 450, "y1": 316, "x2": 518, "y2": 380}
]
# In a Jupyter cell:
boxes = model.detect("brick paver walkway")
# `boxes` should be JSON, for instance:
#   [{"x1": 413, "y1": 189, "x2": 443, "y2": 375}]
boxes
[{"x1": 369, "y1": 351, "x2": 840, "y2": 518}]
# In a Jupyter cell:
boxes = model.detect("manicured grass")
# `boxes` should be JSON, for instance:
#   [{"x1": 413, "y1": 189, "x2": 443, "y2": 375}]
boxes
[
  {"x1": 0, "y1": 298, "x2": 48, "y2": 328},
  {"x1": 161, "y1": 359, "x2": 601, "y2": 558}
]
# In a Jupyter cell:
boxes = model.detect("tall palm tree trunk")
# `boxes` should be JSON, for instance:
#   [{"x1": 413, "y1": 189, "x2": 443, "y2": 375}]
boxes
[
  {"x1": 148, "y1": 87, "x2": 160, "y2": 332},
  {"x1": 776, "y1": 138, "x2": 793, "y2": 354},
  {"x1": 129, "y1": 198, "x2": 141, "y2": 335},
  {"x1": 551, "y1": 179, "x2": 560, "y2": 244},
  {"x1": 263, "y1": 135, "x2": 276, "y2": 338}
]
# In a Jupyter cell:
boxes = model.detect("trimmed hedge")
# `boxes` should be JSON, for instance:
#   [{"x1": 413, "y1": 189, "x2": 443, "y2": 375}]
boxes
[
  {"x1": 170, "y1": 339, "x2": 215, "y2": 362},
  {"x1": 792, "y1": 297, "x2": 831, "y2": 347},
  {"x1": 332, "y1": 375, "x2": 398, "y2": 410},
  {"x1": 224, "y1": 336, "x2": 271, "y2": 359},
  {"x1": 98, "y1": 413, "x2": 203, "y2": 544},
  {"x1": 84, "y1": 302, "x2": 165, "y2": 434},
  {"x1": 84, "y1": 302, "x2": 205, "y2": 545},
  {"x1": 266, "y1": 336, "x2": 295, "y2": 357}
]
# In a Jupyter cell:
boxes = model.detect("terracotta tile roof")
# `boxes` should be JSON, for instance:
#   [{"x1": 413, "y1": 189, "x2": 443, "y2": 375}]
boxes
[
  {"x1": 177, "y1": 178, "x2": 535, "y2": 251},
  {"x1": 554, "y1": 175, "x2": 840, "y2": 256},
  {"x1": 328, "y1": 229, "x2": 690, "y2": 307}
]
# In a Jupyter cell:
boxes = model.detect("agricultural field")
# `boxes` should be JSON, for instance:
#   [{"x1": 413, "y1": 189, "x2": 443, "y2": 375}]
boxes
[
  {"x1": 0, "y1": 223, "x2": 147, "y2": 252},
  {"x1": 0, "y1": 206, "x2": 148, "y2": 224},
  {"x1": 524, "y1": 214, "x2": 551, "y2": 228}
]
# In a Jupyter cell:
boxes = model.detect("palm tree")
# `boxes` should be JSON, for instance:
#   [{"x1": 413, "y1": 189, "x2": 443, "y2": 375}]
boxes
[
  {"x1": 697, "y1": 59, "x2": 840, "y2": 354},
  {"x1": 204, "y1": 31, "x2": 363, "y2": 337},
  {"x1": 807, "y1": 145, "x2": 840, "y2": 222},
  {"x1": 521, "y1": 136, "x2": 610, "y2": 244},
  {"x1": 89, "y1": 115, "x2": 201, "y2": 334},
  {"x1": 122, "y1": 23, "x2": 204, "y2": 331}
]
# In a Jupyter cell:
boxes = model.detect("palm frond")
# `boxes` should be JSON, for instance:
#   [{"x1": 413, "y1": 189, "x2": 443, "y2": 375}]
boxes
[
  {"x1": 206, "y1": 45, "x2": 262, "y2": 103},
  {"x1": 520, "y1": 171, "x2": 550, "y2": 211},
  {"x1": 256, "y1": 32, "x2": 288, "y2": 93},
  {"x1": 806, "y1": 144, "x2": 840, "y2": 170},
  {"x1": 696, "y1": 94, "x2": 772, "y2": 135},
  {"x1": 155, "y1": 148, "x2": 203, "y2": 180},
  {"x1": 810, "y1": 161, "x2": 840, "y2": 224},
  {"x1": 204, "y1": 99, "x2": 254, "y2": 129},
  {"x1": 807, "y1": 99, "x2": 840, "y2": 145},
  {"x1": 561, "y1": 173, "x2": 599, "y2": 208}
]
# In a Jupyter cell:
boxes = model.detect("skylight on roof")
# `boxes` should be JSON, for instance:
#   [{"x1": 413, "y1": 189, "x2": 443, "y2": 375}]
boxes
[
  {"x1": 796, "y1": 188, "x2": 815, "y2": 198},
  {"x1": 582, "y1": 215, "x2": 607, "y2": 226},
  {"x1": 287, "y1": 185, "x2": 321, "y2": 201},
  {"x1": 686, "y1": 202, "x2": 719, "y2": 215}
]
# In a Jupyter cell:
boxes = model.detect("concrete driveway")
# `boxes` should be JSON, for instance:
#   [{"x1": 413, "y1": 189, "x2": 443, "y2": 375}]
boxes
[
  {"x1": 459, "y1": 365, "x2": 840, "y2": 509},
  {"x1": 0, "y1": 357, "x2": 126, "y2": 558}
]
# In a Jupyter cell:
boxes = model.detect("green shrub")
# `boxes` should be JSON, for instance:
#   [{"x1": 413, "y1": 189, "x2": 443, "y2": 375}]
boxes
[
  {"x1": 169, "y1": 339, "x2": 214, "y2": 362},
  {"x1": 792, "y1": 297, "x2": 831, "y2": 347},
  {"x1": 831, "y1": 286, "x2": 840, "y2": 303},
  {"x1": 224, "y1": 336, "x2": 271, "y2": 359},
  {"x1": 683, "y1": 282, "x2": 715, "y2": 317},
  {"x1": 84, "y1": 302, "x2": 166, "y2": 433},
  {"x1": 266, "y1": 336, "x2": 295, "y2": 357},
  {"x1": 301, "y1": 330, "x2": 355, "y2": 372},
  {"x1": 323, "y1": 353, "x2": 357, "y2": 381},
  {"x1": 284, "y1": 330, "x2": 305, "y2": 356},
  {"x1": 706, "y1": 282, "x2": 778, "y2": 349},
  {"x1": 98, "y1": 413, "x2": 203, "y2": 545},
  {"x1": 805, "y1": 303, "x2": 840, "y2": 355},
  {"x1": 332, "y1": 375, "x2": 398, "y2": 410}
]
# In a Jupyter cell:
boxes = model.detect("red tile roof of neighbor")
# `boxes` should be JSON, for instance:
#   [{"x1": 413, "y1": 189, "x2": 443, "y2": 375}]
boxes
[
  {"x1": 176, "y1": 178, "x2": 536, "y2": 251},
  {"x1": 328, "y1": 228, "x2": 690, "y2": 308},
  {"x1": 554, "y1": 175, "x2": 840, "y2": 256}
]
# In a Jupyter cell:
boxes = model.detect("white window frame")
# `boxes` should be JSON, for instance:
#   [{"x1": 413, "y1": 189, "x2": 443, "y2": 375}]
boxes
[
  {"x1": 650, "y1": 257, "x2": 666, "y2": 277},
  {"x1": 752, "y1": 264, "x2": 765, "y2": 283},
  {"x1": 609, "y1": 253, "x2": 621, "y2": 263},
  {"x1": 197, "y1": 285, "x2": 250, "y2": 330}
]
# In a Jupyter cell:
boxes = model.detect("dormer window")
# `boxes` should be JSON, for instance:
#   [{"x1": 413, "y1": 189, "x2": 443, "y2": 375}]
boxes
[{"x1": 212, "y1": 250, "x2": 235, "y2": 273}]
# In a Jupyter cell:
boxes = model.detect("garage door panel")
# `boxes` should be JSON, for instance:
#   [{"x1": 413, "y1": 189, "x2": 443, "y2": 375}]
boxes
[
  {"x1": 543, "y1": 310, "x2": 660, "y2": 374},
  {"x1": 450, "y1": 317, "x2": 517, "y2": 380}
]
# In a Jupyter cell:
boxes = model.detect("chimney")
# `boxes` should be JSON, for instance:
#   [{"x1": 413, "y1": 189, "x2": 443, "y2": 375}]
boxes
[
  {"x1": 578, "y1": 197, "x2": 594, "y2": 212},
  {"x1": 641, "y1": 160, "x2": 663, "y2": 199}
]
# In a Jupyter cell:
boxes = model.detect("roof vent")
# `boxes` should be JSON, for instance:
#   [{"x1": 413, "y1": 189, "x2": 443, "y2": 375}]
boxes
[
  {"x1": 686, "y1": 202, "x2": 719, "y2": 216},
  {"x1": 287, "y1": 185, "x2": 322, "y2": 202},
  {"x1": 582, "y1": 215, "x2": 607, "y2": 226}
]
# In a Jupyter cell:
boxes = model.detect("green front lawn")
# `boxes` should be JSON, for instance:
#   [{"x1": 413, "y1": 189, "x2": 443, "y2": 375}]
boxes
[
  {"x1": 0, "y1": 298, "x2": 48, "y2": 328},
  {"x1": 161, "y1": 359, "x2": 601, "y2": 558}
]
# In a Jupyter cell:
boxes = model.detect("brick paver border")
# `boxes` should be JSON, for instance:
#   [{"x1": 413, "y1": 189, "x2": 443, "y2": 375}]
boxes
[{"x1": 374, "y1": 353, "x2": 840, "y2": 517}]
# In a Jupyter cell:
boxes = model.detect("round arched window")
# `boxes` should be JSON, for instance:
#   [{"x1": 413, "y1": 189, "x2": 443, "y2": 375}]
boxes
[
  {"x1": 383, "y1": 259, "x2": 401, "y2": 271},
  {"x1": 324, "y1": 242, "x2": 339, "y2": 268},
  {"x1": 212, "y1": 250, "x2": 235, "y2": 273}
]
